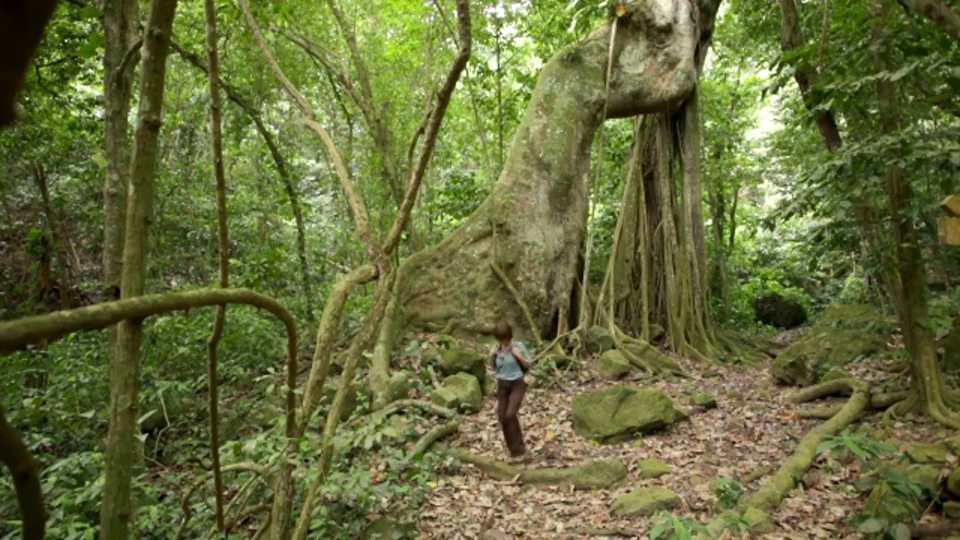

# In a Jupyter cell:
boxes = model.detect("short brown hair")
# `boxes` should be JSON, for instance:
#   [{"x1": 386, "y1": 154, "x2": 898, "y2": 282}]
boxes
[{"x1": 493, "y1": 321, "x2": 513, "y2": 341}]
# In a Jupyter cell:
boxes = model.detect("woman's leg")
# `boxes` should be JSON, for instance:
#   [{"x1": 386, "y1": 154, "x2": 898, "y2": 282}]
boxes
[{"x1": 503, "y1": 380, "x2": 527, "y2": 456}]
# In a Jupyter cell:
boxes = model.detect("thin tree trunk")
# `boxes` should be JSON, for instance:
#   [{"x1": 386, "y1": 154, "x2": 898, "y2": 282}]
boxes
[
  {"x1": 102, "y1": 0, "x2": 139, "y2": 299},
  {"x1": 99, "y1": 1, "x2": 179, "y2": 537},
  {"x1": 33, "y1": 163, "x2": 70, "y2": 310},
  {"x1": 202, "y1": 0, "x2": 228, "y2": 529},
  {"x1": 169, "y1": 40, "x2": 316, "y2": 330}
]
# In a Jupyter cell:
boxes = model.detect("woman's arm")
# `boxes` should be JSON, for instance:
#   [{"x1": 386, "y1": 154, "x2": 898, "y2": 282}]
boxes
[{"x1": 511, "y1": 345, "x2": 531, "y2": 370}]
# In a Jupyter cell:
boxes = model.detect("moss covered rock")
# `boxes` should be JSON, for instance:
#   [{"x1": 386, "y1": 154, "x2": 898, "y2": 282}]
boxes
[
  {"x1": 596, "y1": 350, "x2": 633, "y2": 380},
  {"x1": 432, "y1": 373, "x2": 482, "y2": 413},
  {"x1": 864, "y1": 480, "x2": 921, "y2": 522},
  {"x1": 610, "y1": 487, "x2": 679, "y2": 517},
  {"x1": 439, "y1": 345, "x2": 486, "y2": 380},
  {"x1": 637, "y1": 458, "x2": 672, "y2": 479},
  {"x1": 571, "y1": 385, "x2": 687, "y2": 443},
  {"x1": 383, "y1": 370, "x2": 413, "y2": 405},
  {"x1": 690, "y1": 392, "x2": 717, "y2": 409},
  {"x1": 771, "y1": 304, "x2": 891, "y2": 386},
  {"x1": 586, "y1": 326, "x2": 617, "y2": 355},
  {"x1": 904, "y1": 442, "x2": 950, "y2": 464}
]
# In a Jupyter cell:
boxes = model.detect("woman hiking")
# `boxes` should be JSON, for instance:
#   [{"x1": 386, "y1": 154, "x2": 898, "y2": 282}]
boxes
[{"x1": 489, "y1": 321, "x2": 532, "y2": 460}]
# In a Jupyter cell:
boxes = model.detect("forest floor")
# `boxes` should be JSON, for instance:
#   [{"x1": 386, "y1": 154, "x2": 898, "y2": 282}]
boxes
[{"x1": 416, "y1": 332, "x2": 954, "y2": 539}]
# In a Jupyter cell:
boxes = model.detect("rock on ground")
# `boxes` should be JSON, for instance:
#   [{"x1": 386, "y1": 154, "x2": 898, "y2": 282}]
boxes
[
  {"x1": 610, "y1": 487, "x2": 679, "y2": 517},
  {"x1": 595, "y1": 350, "x2": 633, "y2": 380},
  {"x1": 571, "y1": 385, "x2": 688, "y2": 443},
  {"x1": 432, "y1": 373, "x2": 482, "y2": 413}
]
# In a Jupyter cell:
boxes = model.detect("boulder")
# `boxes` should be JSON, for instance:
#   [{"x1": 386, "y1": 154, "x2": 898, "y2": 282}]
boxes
[
  {"x1": 610, "y1": 487, "x2": 679, "y2": 517},
  {"x1": 942, "y1": 434, "x2": 960, "y2": 455},
  {"x1": 904, "y1": 442, "x2": 950, "y2": 464},
  {"x1": 439, "y1": 345, "x2": 486, "y2": 380},
  {"x1": 690, "y1": 392, "x2": 717, "y2": 409},
  {"x1": 596, "y1": 350, "x2": 633, "y2": 380},
  {"x1": 771, "y1": 303, "x2": 892, "y2": 386},
  {"x1": 432, "y1": 373, "x2": 482, "y2": 413},
  {"x1": 648, "y1": 324, "x2": 666, "y2": 342},
  {"x1": 571, "y1": 385, "x2": 688, "y2": 443},
  {"x1": 586, "y1": 326, "x2": 616, "y2": 355},
  {"x1": 948, "y1": 468, "x2": 960, "y2": 497},
  {"x1": 772, "y1": 329, "x2": 886, "y2": 386},
  {"x1": 907, "y1": 465, "x2": 941, "y2": 495},
  {"x1": 383, "y1": 370, "x2": 413, "y2": 405},
  {"x1": 752, "y1": 293, "x2": 807, "y2": 329},
  {"x1": 637, "y1": 459, "x2": 671, "y2": 480}
]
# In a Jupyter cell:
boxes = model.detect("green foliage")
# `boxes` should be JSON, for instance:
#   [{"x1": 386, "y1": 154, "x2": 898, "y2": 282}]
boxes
[
  {"x1": 817, "y1": 429, "x2": 897, "y2": 463},
  {"x1": 648, "y1": 511, "x2": 709, "y2": 540},
  {"x1": 710, "y1": 476, "x2": 744, "y2": 510}
]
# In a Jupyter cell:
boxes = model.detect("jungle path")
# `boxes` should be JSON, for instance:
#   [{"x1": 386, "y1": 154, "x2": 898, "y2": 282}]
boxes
[{"x1": 416, "y1": 345, "x2": 939, "y2": 539}]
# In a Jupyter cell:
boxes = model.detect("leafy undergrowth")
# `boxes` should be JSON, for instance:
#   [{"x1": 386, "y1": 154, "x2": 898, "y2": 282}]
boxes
[{"x1": 416, "y1": 336, "x2": 950, "y2": 539}]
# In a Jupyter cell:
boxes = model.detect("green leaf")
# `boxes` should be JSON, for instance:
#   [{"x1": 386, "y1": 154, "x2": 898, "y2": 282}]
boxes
[
  {"x1": 649, "y1": 524, "x2": 666, "y2": 540},
  {"x1": 890, "y1": 523, "x2": 911, "y2": 540},
  {"x1": 856, "y1": 518, "x2": 884, "y2": 533}
]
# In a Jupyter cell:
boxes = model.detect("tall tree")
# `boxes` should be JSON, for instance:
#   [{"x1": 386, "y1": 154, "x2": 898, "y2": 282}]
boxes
[
  {"x1": 396, "y1": 0, "x2": 721, "y2": 342},
  {"x1": 99, "y1": 0, "x2": 179, "y2": 536}
]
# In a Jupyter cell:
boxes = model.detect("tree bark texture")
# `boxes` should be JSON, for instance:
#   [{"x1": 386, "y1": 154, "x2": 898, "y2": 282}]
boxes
[
  {"x1": 102, "y1": 0, "x2": 139, "y2": 297},
  {"x1": 100, "y1": 1, "x2": 179, "y2": 537},
  {"x1": 872, "y1": 2, "x2": 958, "y2": 427},
  {"x1": 0, "y1": 0, "x2": 59, "y2": 127},
  {"x1": 399, "y1": 0, "x2": 718, "y2": 338}
]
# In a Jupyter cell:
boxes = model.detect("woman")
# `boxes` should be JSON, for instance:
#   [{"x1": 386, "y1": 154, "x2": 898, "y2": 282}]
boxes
[{"x1": 489, "y1": 321, "x2": 532, "y2": 459}]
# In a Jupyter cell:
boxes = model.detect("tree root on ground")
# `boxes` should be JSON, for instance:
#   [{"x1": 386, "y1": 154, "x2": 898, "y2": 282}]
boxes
[
  {"x1": 435, "y1": 445, "x2": 627, "y2": 490},
  {"x1": 703, "y1": 378, "x2": 869, "y2": 537},
  {"x1": 788, "y1": 380, "x2": 906, "y2": 419}
]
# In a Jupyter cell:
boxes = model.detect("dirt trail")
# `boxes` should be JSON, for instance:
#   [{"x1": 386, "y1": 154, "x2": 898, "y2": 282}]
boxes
[{"x1": 417, "y1": 353, "x2": 868, "y2": 539}]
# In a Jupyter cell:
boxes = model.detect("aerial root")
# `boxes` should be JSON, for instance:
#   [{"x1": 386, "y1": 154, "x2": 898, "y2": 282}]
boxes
[{"x1": 702, "y1": 378, "x2": 869, "y2": 537}]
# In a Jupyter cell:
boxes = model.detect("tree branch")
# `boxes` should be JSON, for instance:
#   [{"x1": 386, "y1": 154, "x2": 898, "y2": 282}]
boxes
[
  {"x1": 383, "y1": 0, "x2": 472, "y2": 255},
  {"x1": 0, "y1": 405, "x2": 44, "y2": 539},
  {"x1": 898, "y1": 0, "x2": 960, "y2": 42}
]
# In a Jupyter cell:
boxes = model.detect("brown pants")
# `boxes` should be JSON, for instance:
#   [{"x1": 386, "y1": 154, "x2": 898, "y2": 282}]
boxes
[{"x1": 496, "y1": 378, "x2": 527, "y2": 456}]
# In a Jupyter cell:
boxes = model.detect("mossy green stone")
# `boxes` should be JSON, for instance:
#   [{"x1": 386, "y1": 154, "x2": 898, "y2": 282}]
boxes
[
  {"x1": 637, "y1": 458, "x2": 672, "y2": 479},
  {"x1": 586, "y1": 326, "x2": 616, "y2": 355},
  {"x1": 904, "y1": 442, "x2": 950, "y2": 464},
  {"x1": 596, "y1": 350, "x2": 632, "y2": 380},
  {"x1": 610, "y1": 487, "x2": 679, "y2": 517},
  {"x1": 690, "y1": 392, "x2": 717, "y2": 409},
  {"x1": 439, "y1": 345, "x2": 486, "y2": 379},
  {"x1": 571, "y1": 385, "x2": 687, "y2": 443},
  {"x1": 906, "y1": 465, "x2": 941, "y2": 494},
  {"x1": 432, "y1": 373, "x2": 482, "y2": 413},
  {"x1": 865, "y1": 481, "x2": 920, "y2": 522}
]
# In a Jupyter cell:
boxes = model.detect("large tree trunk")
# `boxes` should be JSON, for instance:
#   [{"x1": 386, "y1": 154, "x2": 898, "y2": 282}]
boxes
[
  {"x1": 399, "y1": 0, "x2": 718, "y2": 338},
  {"x1": 99, "y1": 0, "x2": 179, "y2": 537}
]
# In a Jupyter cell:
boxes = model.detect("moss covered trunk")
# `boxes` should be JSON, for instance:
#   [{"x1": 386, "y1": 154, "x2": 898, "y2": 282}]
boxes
[{"x1": 399, "y1": 0, "x2": 714, "y2": 337}]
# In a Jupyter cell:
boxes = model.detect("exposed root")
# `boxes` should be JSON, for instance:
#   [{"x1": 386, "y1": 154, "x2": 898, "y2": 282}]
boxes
[
  {"x1": 0, "y1": 405, "x2": 43, "y2": 539},
  {"x1": 792, "y1": 385, "x2": 907, "y2": 418},
  {"x1": 436, "y1": 445, "x2": 627, "y2": 490},
  {"x1": 703, "y1": 378, "x2": 869, "y2": 537},
  {"x1": 408, "y1": 417, "x2": 462, "y2": 458}
]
